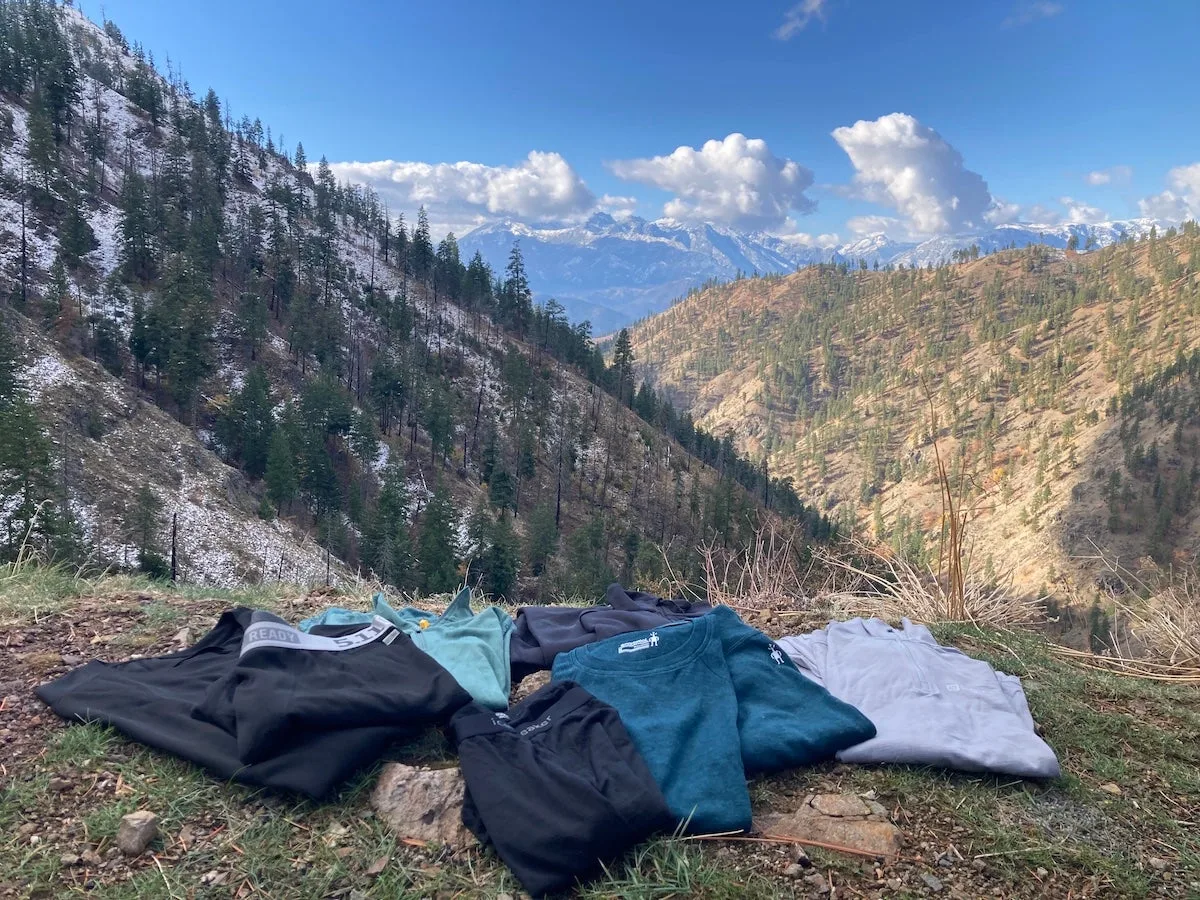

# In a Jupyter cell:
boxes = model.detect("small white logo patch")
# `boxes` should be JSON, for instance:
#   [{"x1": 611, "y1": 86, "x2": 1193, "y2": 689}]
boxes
[
  {"x1": 770, "y1": 645, "x2": 785, "y2": 665},
  {"x1": 618, "y1": 631, "x2": 660, "y2": 654}
]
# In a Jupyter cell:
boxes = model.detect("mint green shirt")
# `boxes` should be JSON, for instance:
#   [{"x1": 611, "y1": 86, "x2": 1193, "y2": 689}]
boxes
[{"x1": 301, "y1": 589, "x2": 513, "y2": 710}]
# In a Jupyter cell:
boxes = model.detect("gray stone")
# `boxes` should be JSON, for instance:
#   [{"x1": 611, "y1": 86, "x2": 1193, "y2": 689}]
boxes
[
  {"x1": 116, "y1": 810, "x2": 159, "y2": 856},
  {"x1": 886, "y1": 878, "x2": 903, "y2": 891},
  {"x1": 867, "y1": 800, "x2": 889, "y2": 817},
  {"x1": 60, "y1": 654, "x2": 83, "y2": 666},
  {"x1": 1148, "y1": 857, "x2": 1168, "y2": 871},
  {"x1": 60, "y1": 853, "x2": 82, "y2": 866},
  {"x1": 80, "y1": 850, "x2": 103, "y2": 866},
  {"x1": 49, "y1": 776, "x2": 72, "y2": 792},
  {"x1": 810, "y1": 793, "x2": 870, "y2": 817},
  {"x1": 804, "y1": 872, "x2": 831, "y2": 893},
  {"x1": 370, "y1": 763, "x2": 471, "y2": 849},
  {"x1": 172, "y1": 628, "x2": 193, "y2": 646},
  {"x1": 784, "y1": 863, "x2": 805, "y2": 878},
  {"x1": 920, "y1": 873, "x2": 944, "y2": 893}
]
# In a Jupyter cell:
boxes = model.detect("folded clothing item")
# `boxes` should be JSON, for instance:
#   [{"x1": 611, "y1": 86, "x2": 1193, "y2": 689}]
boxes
[
  {"x1": 777, "y1": 618, "x2": 1060, "y2": 778},
  {"x1": 300, "y1": 588, "x2": 513, "y2": 710},
  {"x1": 36, "y1": 609, "x2": 472, "y2": 797},
  {"x1": 510, "y1": 582, "x2": 712, "y2": 681},
  {"x1": 551, "y1": 606, "x2": 875, "y2": 833},
  {"x1": 452, "y1": 681, "x2": 672, "y2": 898}
]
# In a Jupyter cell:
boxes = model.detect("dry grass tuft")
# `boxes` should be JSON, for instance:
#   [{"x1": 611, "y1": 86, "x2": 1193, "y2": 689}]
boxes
[
  {"x1": 695, "y1": 519, "x2": 821, "y2": 613},
  {"x1": 813, "y1": 540, "x2": 1045, "y2": 627}
]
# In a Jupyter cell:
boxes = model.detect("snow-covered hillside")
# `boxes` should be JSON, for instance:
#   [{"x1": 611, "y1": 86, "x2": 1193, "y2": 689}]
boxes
[{"x1": 460, "y1": 214, "x2": 1163, "y2": 331}]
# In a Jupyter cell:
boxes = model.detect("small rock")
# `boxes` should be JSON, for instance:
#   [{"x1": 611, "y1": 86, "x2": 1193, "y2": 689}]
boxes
[
  {"x1": 971, "y1": 859, "x2": 986, "y2": 872},
  {"x1": 49, "y1": 776, "x2": 72, "y2": 792},
  {"x1": 370, "y1": 763, "x2": 472, "y2": 849},
  {"x1": 921, "y1": 873, "x2": 944, "y2": 893},
  {"x1": 116, "y1": 810, "x2": 159, "y2": 856},
  {"x1": 886, "y1": 878, "x2": 903, "y2": 891},
  {"x1": 1148, "y1": 857, "x2": 1168, "y2": 871},
  {"x1": 1098, "y1": 782, "x2": 1122, "y2": 796},
  {"x1": 1035, "y1": 866, "x2": 1049, "y2": 878},
  {"x1": 17, "y1": 823, "x2": 36, "y2": 836},
  {"x1": 172, "y1": 627, "x2": 193, "y2": 646},
  {"x1": 60, "y1": 654, "x2": 83, "y2": 666},
  {"x1": 937, "y1": 852, "x2": 954, "y2": 868},
  {"x1": 793, "y1": 845, "x2": 811, "y2": 866},
  {"x1": 60, "y1": 853, "x2": 82, "y2": 867},
  {"x1": 81, "y1": 850, "x2": 103, "y2": 866},
  {"x1": 365, "y1": 855, "x2": 389, "y2": 877},
  {"x1": 811, "y1": 793, "x2": 870, "y2": 817},
  {"x1": 200, "y1": 870, "x2": 227, "y2": 887},
  {"x1": 804, "y1": 872, "x2": 831, "y2": 893},
  {"x1": 784, "y1": 863, "x2": 805, "y2": 878},
  {"x1": 867, "y1": 800, "x2": 889, "y2": 817}
]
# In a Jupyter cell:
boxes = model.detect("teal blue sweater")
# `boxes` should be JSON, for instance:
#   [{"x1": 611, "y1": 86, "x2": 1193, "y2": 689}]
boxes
[{"x1": 551, "y1": 606, "x2": 875, "y2": 833}]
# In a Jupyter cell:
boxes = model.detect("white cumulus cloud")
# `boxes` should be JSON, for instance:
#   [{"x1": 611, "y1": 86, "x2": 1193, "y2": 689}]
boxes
[
  {"x1": 608, "y1": 133, "x2": 816, "y2": 231},
  {"x1": 1139, "y1": 163, "x2": 1200, "y2": 224},
  {"x1": 1085, "y1": 165, "x2": 1132, "y2": 186},
  {"x1": 1058, "y1": 196, "x2": 1108, "y2": 224},
  {"x1": 327, "y1": 151, "x2": 596, "y2": 236},
  {"x1": 773, "y1": 0, "x2": 829, "y2": 40},
  {"x1": 832, "y1": 113, "x2": 993, "y2": 237},
  {"x1": 596, "y1": 193, "x2": 640, "y2": 220}
]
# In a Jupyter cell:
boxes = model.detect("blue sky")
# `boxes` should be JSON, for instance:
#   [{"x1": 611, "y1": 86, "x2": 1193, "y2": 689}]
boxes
[{"x1": 83, "y1": 0, "x2": 1200, "y2": 240}]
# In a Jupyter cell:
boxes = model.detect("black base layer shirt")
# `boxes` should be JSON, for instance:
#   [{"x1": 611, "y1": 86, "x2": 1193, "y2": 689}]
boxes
[
  {"x1": 453, "y1": 680, "x2": 673, "y2": 898},
  {"x1": 36, "y1": 608, "x2": 472, "y2": 798}
]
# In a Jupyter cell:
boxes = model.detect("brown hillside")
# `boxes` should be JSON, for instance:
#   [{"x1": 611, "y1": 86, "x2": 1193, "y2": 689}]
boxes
[{"x1": 627, "y1": 227, "x2": 1200, "y2": 596}]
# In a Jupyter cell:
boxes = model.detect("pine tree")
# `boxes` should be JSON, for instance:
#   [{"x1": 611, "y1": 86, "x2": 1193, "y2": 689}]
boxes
[
  {"x1": 525, "y1": 501, "x2": 559, "y2": 576},
  {"x1": 236, "y1": 289, "x2": 268, "y2": 360},
  {"x1": 129, "y1": 481, "x2": 168, "y2": 577},
  {"x1": 265, "y1": 428, "x2": 298, "y2": 511},
  {"x1": 363, "y1": 461, "x2": 411, "y2": 588},
  {"x1": 118, "y1": 170, "x2": 156, "y2": 282},
  {"x1": 610, "y1": 329, "x2": 635, "y2": 405},
  {"x1": 563, "y1": 515, "x2": 613, "y2": 600},
  {"x1": 60, "y1": 199, "x2": 96, "y2": 267},
  {"x1": 219, "y1": 367, "x2": 274, "y2": 479},
  {"x1": 25, "y1": 95, "x2": 56, "y2": 204},
  {"x1": 417, "y1": 481, "x2": 459, "y2": 593},
  {"x1": 481, "y1": 512, "x2": 521, "y2": 599}
]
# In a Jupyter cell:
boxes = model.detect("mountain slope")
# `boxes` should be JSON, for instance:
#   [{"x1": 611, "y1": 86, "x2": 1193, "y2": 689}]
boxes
[
  {"x1": 625, "y1": 228, "x2": 1200, "y2": 594},
  {"x1": 460, "y1": 214, "x2": 1160, "y2": 331},
  {"x1": 0, "y1": 1, "x2": 813, "y2": 595}
]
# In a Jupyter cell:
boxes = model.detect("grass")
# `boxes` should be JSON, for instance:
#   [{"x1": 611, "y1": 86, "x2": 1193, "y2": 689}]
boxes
[{"x1": 2, "y1": 574, "x2": 1199, "y2": 898}]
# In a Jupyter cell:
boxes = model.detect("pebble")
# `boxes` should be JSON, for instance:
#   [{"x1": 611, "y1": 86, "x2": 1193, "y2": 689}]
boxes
[
  {"x1": 971, "y1": 859, "x2": 986, "y2": 872},
  {"x1": 81, "y1": 850, "x2": 102, "y2": 866},
  {"x1": 804, "y1": 872, "x2": 831, "y2": 893},
  {"x1": 1036, "y1": 866, "x2": 1049, "y2": 878},
  {"x1": 116, "y1": 810, "x2": 159, "y2": 856},
  {"x1": 920, "y1": 873, "x2": 944, "y2": 893},
  {"x1": 60, "y1": 853, "x2": 81, "y2": 867},
  {"x1": 793, "y1": 845, "x2": 812, "y2": 866},
  {"x1": 784, "y1": 863, "x2": 805, "y2": 878},
  {"x1": 49, "y1": 776, "x2": 72, "y2": 792},
  {"x1": 60, "y1": 654, "x2": 83, "y2": 666},
  {"x1": 937, "y1": 853, "x2": 954, "y2": 868},
  {"x1": 1148, "y1": 857, "x2": 1167, "y2": 871},
  {"x1": 1098, "y1": 782, "x2": 1122, "y2": 796}
]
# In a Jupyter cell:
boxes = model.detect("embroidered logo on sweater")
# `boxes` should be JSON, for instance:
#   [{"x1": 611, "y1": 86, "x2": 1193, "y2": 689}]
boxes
[
  {"x1": 618, "y1": 631, "x2": 660, "y2": 654},
  {"x1": 770, "y1": 646, "x2": 785, "y2": 665}
]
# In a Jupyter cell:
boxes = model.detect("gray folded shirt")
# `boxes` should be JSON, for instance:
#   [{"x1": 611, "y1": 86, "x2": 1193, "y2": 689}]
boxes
[{"x1": 778, "y1": 618, "x2": 1060, "y2": 778}]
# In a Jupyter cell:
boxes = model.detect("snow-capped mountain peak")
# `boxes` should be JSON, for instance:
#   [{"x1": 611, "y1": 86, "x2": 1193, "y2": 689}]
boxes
[{"x1": 458, "y1": 215, "x2": 1166, "y2": 332}]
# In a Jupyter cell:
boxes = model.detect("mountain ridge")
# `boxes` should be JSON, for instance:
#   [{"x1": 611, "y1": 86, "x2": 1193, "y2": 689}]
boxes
[{"x1": 459, "y1": 213, "x2": 1160, "y2": 331}]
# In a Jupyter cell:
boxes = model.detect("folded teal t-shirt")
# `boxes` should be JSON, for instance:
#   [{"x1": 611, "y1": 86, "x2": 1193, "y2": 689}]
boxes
[
  {"x1": 552, "y1": 614, "x2": 749, "y2": 833},
  {"x1": 551, "y1": 606, "x2": 876, "y2": 833},
  {"x1": 301, "y1": 589, "x2": 513, "y2": 710}
]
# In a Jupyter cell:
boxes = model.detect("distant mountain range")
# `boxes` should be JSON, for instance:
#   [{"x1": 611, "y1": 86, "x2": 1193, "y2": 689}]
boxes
[{"x1": 459, "y1": 214, "x2": 1161, "y2": 333}]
